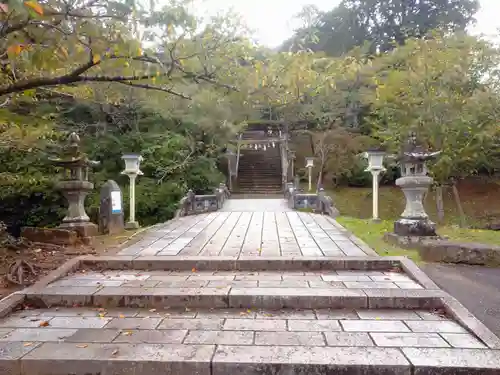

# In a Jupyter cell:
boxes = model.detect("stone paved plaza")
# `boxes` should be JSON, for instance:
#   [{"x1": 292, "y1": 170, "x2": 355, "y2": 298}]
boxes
[
  {"x1": 117, "y1": 210, "x2": 371, "y2": 257},
  {"x1": 2, "y1": 198, "x2": 500, "y2": 374}
]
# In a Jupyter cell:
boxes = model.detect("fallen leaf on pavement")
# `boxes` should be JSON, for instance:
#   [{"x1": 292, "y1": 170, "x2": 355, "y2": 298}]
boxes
[
  {"x1": 23, "y1": 342, "x2": 34, "y2": 347},
  {"x1": 76, "y1": 344, "x2": 88, "y2": 348},
  {"x1": 39, "y1": 321, "x2": 50, "y2": 327}
]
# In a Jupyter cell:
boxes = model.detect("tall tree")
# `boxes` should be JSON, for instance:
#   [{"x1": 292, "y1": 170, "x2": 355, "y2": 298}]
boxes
[{"x1": 284, "y1": 0, "x2": 479, "y2": 56}]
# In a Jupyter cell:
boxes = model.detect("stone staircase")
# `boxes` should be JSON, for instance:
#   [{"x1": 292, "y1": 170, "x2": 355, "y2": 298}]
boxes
[
  {"x1": 1, "y1": 253, "x2": 500, "y2": 374},
  {"x1": 234, "y1": 147, "x2": 283, "y2": 195}
]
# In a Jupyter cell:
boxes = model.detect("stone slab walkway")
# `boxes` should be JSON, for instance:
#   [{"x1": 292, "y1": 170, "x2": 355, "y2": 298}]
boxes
[
  {"x1": 0, "y1": 306, "x2": 496, "y2": 375},
  {"x1": 3, "y1": 199, "x2": 500, "y2": 374},
  {"x1": 117, "y1": 211, "x2": 370, "y2": 258}
]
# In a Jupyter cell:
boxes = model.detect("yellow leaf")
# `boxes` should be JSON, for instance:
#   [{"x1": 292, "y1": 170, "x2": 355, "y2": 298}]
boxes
[
  {"x1": 92, "y1": 55, "x2": 101, "y2": 64},
  {"x1": 7, "y1": 45, "x2": 23, "y2": 56},
  {"x1": 23, "y1": 342, "x2": 34, "y2": 347},
  {"x1": 24, "y1": 1, "x2": 43, "y2": 15},
  {"x1": 76, "y1": 344, "x2": 88, "y2": 348},
  {"x1": 58, "y1": 47, "x2": 69, "y2": 59},
  {"x1": 137, "y1": 47, "x2": 142, "y2": 56}
]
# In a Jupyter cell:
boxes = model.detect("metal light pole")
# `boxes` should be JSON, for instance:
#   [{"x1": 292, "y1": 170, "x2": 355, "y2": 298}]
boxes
[
  {"x1": 364, "y1": 150, "x2": 386, "y2": 222},
  {"x1": 305, "y1": 157, "x2": 314, "y2": 192},
  {"x1": 121, "y1": 153, "x2": 143, "y2": 229}
]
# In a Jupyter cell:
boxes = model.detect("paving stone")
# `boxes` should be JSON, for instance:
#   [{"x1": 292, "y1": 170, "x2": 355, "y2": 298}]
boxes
[
  {"x1": 255, "y1": 331, "x2": 325, "y2": 346},
  {"x1": 224, "y1": 319, "x2": 286, "y2": 331},
  {"x1": 356, "y1": 309, "x2": 422, "y2": 320},
  {"x1": 113, "y1": 329, "x2": 187, "y2": 343},
  {"x1": 103, "y1": 309, "x2": 140, "y2": 317},
  {"x1": 370, "y1": 332, "x2": 450, "y2": 347},
  {"x1": 212, "y1": 345, "x2": 411, "y2": 375},
  {"x1": 235, "y1": 274, "x2": 283, "y2": 280},
  {"x1": 155, "y1": 280, "x2": 211, "y2": 288},
  {"x1": 0, "y1": 329, "x2": 13, "y2": 338},
  {"x1": 402, "y1": 347, "x2": 500, "y2": 374},
  {"x1": 63, "y1": 328, "x2": 121, "y2": 343},
  {"x1": 208, "y1": 281, "x2": 258, "y2": 288},
  {"x1": 105, "y1": 317, "x2": 162, "y2": 330},
  {"x1": 395, "y1": 282, "x2": 424, "y2": 289},
  {"x1": 371, "y1": 274, "x2": 414, "y2": 282},
  {"x1": 344, "y1": 281, "x2": 399, "y2": 289},
  {"x1": 405, "y1": 320, "x2": 467, "y2": 333},
  {"x1": 288, "y1": 319, "x2": 341, "y2": 332},
  {"x1": 0, "y1": 328, "x2": 77, "y2": 342},
  {"x1": 122, "y1": 280, "x2": 161, "y2": 288},
  {"x1": 188, "y1": 275, "x2": 236, "y2": 281},
  {"x1": 137, "y1": 309, "x2": 196, "y2": 318},
  {"x1": 440, "y1": 333, "x2": 487, "y2": 348},
  {"x1": 21, "y1": 342, "x2": 214, "y2": 375},
  {"x1": 48, "y1": 316, "x2": 112, "y2": 329},
  {"x1": 255, "y1": 309, "x2": 316, "y2": 320},
  {"x1": 0, "y1": 341, "x2": 40, "y2": 375},
  {"x1": 184, "y1": 330, "x2": 254, "y2": 345},
  {"x1": 158, "y1": 318, "x2": 224, "y2": 330},
  {"x1": 341, "y1": 320, "x2": 411, "y2": 332},
  {"x1": 324, "y1": 332, "x2": 374, "y2": 346},
  {"x1": 322, "y1": 275, "x2": 372, "y2": 282},
  {"x1": 258, "y1": 280, "x2": 309, "y2": 288},
  {"x1": 0, "y1": 316, "x2": 55, "y2": 328},
  {"x1": 416, "y1": 311, "x2": 449, "y2": 320},
  {"x1": 195, "y1": 309, "x2": 256, "y2": 319},
  {"x1": 315, "y1": 309, "x2": 359, "y2": 320},
  {"x1": 308, "y1": 281, "x2": 346, "y2": 288}
]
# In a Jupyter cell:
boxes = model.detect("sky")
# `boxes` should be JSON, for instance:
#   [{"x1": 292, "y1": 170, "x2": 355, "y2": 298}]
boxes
[{"x1": 193, "y1": 0, "x2": 500, "y2": 47}]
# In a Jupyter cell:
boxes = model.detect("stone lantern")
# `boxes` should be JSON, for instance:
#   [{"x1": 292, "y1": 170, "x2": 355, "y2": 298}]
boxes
[
  {"x1": 50, "y1": 132, "x2": 99, "y2": 241},
  {"x1": 364, "y1": 150, "x2": 386, "y2": 222},
  {"x1": 121, "y1": 153, "x2": 143, "y2": 229},
  {"x1": 394, "y1": 132, "x2": 441, "y2": 237},
  {"x1": 305, "y1": 157, "x2": 314, "y2": 192}
]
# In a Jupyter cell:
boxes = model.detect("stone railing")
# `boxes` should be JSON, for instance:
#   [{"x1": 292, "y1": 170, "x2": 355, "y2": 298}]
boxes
[
  {"x1": 285, "y1": 182, "x2": 339, "y2": 216},
  {"x1": 175, "y1": 183, "x2": 230, "y2": 218}
]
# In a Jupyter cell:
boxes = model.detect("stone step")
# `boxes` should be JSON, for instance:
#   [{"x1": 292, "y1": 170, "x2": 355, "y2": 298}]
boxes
[
  {"x1": 1, "y1": 306, "x2": 499, "y2": 375},
  {"x1": 24, "y1": 262, "x2": 444, "y2": 310}
]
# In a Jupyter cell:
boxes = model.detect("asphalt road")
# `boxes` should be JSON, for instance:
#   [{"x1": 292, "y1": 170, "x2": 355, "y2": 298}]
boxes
[{"x1": 422, "y1": 263, "x2": 500, "y2": 336}]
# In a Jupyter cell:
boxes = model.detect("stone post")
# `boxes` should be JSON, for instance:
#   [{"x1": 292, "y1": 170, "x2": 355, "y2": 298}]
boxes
[{"x1": 99, "y1": 180, "x2": 124, "y2": 234}]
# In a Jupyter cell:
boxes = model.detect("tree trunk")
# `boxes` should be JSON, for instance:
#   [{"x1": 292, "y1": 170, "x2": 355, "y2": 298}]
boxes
[
  {"x1": 451, "y1": 180, "x2": 467, "y2": 228},
  {"x1": 435, "y1": 185, "x2": 445, "y2": 223}
]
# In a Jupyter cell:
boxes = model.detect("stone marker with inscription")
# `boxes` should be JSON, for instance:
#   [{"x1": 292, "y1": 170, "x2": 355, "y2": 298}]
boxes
[{"x1": 99, "y1": 180, "x2": 124, "y2": 235}]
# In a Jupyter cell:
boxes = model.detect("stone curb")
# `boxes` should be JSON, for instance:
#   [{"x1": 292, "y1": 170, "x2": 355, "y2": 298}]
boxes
[
  {"x1": 399, "y1": 258, "x2": 439, "y2": 289},
  {"x1": 82, "y1": 255, "x2": 404, "y2": 271},
  {"x1": 442, "y1": 295, "x2": 500, "y2": 349}
]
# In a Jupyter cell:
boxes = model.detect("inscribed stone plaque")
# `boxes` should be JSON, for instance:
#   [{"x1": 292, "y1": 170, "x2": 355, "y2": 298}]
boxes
[{"x1": 99, "y1": 180, "x2": 124, "y2": 235}]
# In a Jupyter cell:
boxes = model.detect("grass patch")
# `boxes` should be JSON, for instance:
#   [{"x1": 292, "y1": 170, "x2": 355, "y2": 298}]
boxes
[
  {"x1": 336, "y1": 217, "x2": 421, "y2": 262},
  {"x1": 439, "y1": 226, "x2": 500, "y2": 246}
]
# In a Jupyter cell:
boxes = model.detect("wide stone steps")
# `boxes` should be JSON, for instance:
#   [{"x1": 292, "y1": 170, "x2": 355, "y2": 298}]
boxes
[{"x1": 1, "y1": 256, "x2": 500, "y2": 374}]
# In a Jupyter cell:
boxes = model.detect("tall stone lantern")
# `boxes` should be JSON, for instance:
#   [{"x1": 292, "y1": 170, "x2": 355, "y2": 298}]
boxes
[
  {"x1": 50, "y1": 132, "x2": 99, "y2": 241},
  {"x1": 394, "y1": 133, "x2": 441, "y2": 237}
]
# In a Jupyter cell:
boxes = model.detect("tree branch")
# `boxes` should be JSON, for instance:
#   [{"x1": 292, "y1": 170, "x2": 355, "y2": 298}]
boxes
[{"x1": 117, "y1": 81, "x2": 191, "y2": 99}]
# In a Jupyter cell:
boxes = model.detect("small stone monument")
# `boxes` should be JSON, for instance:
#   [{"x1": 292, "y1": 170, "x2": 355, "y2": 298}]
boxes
[
  {"x1": 99, "y1": 180, "x2": 124, "y2": 235},
  {"x1": 392, "y1": 132, "x2": 441, "y2": 237},
  {"x1": 49, "y1": 132, "x2": 99, "y2": 242}
]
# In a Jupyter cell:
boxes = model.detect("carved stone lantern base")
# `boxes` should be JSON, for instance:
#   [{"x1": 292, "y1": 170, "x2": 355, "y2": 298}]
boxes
[
  {"x1": 394, "y1": 217, "x2": 437, "y2": 237},
  {"x1": 59, "y1": 221, "x2": 98, "y2": 244}
]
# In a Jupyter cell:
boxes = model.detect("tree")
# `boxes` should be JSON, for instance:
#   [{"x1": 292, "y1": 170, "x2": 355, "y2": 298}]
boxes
[
  {"x1": 366, "y1": 34, "x2": 500, "y2": 223},
  {"x1": 284, "y1": 0, "x2": 479, "y2": 56},
  {"x1": 0, "y1": 0, "x2": 244, "y2": 102}
]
